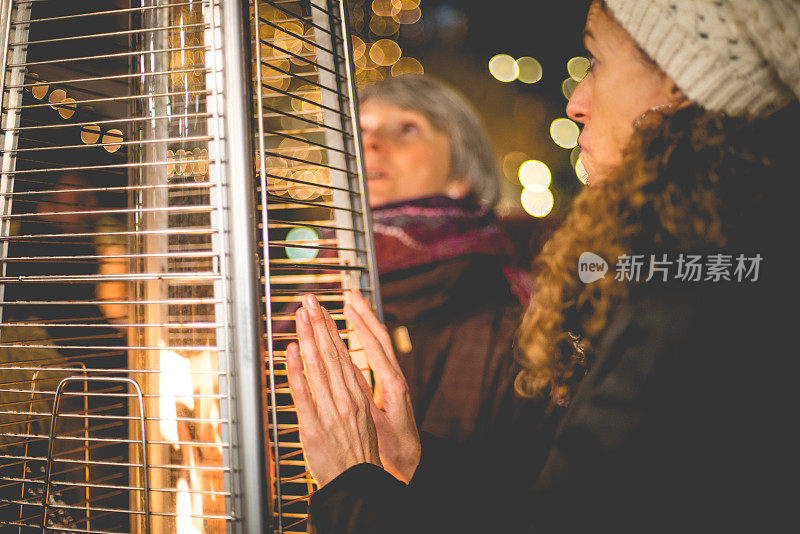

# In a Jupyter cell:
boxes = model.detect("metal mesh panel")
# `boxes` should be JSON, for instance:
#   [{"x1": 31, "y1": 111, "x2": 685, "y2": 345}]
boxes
[
  {"x1": 251, "y1": 1, "x2": 379, "y2": 532},
  {"x1": 0, "y1": 0, "x2": 375, "y2": 532}
]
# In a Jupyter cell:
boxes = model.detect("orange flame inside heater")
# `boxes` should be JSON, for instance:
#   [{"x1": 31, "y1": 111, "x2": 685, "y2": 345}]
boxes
[{"x1": 158, "y1": 349, "x2": 225, "y2": 532}]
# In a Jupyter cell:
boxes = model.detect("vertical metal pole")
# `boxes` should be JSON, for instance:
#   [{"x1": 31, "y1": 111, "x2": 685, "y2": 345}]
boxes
[
  {"x1": 218, "y1": 0, "x2": 269, "y2": 532},
  {"x1": 334, "y1": 0, "x2": 383, "y2": 319},
  {"x1": 250, "y1": 0, "x2": 283, "y2": 529},
  {"x1": 0, "y1": 0, "x2": 30, "y2": 328}
]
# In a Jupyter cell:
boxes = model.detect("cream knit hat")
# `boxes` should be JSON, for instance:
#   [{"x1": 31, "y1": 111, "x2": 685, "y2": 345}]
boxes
[{"x1": 604, "y1": 0, "x2": 800, "y2": 116}]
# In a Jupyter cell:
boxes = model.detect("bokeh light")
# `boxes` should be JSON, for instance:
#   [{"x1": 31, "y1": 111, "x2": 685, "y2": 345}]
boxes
[
  {"x1": 561, "y1": 77, "x2": 578, "y2": 99},
  {"x1": 502, "y1": 151, "x2": 528, "y2": 182},
  {"x1": 567, "y1": 56, "x2": 590, "y2": 81},
  {"x1": 352, "y1": 36, "x2": 366, "y2": 60},
  {"x1": 550, "y1": 118, "x2": 580, "y2": 149},
  {"x1": 570, "y1": 146, "x2": 581, "y2": 168},
  {"x1": 521, "y1": 188, "x2": 554, "y2": 218},
  {"x1": 488, "y1": 54, "x2": 518, "y2": 82},
  {"x1": 286, "y1": 227, "x2": 320, "y2": 260},
  {"x1": 356, "y1": 68, "x2": 384, "y2": 86},
  {"x1": 48, "y1": 89, "x2": 66, "y2": 110},
  {"x1": 370, "y1": 39, "x2": 402, "y2": 66},
  {"x1": 372, "y1": 0, "x2": 402, "y2": 17},
  {"x1": 81, "y1": 124, "x2": 101, "y2": 144},
  {"x1": 102, "y1": 129, "x2": 123, "y2": 153},
  {"x1": 518, "y1": 160, "x2": 551, "y2": 191},
  {"x1": 575, "y1": 158, "x2": 589, "y2": 184},
  {"x1": 393, "y1": 6, "x2": 421, "y2": 24},
  {"x1": 370, "y1": 14, "x2": 400, "y2": 36},
  {"x1": 516, "y1": 57, "x2": 542, "y2": 84},
  {"x1": 58, "y1": 97, "x2": 76, "y2": 119},
  {"x1": 391, "y1": 57, "x2": 424, "y2": 76},
  {"x1": 31, "y1": 80, "x2": 49, "y2": 100}
]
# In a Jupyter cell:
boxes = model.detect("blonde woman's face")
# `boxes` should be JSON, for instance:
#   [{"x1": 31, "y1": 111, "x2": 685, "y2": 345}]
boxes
[
  {"x1": 359, "y1": 101, "x2": 463, "y2": 208},
  {"x1": 567, "y1": 2, "x2": 681, "y2": 184}
]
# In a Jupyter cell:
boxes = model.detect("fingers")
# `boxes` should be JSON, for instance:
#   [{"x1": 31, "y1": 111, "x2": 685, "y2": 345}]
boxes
[
  {"x1": 344, "y1": 304, "x2": 409, "y2": 407},
  {"x1": 321, "y1": 305, "x2": 363, "y2": 395},
  {"x1": 294, "y1": 306, "x2": 338, "y2": 412},
  {"x1": 353, "y1": 361, "x2": 379, "y2": 412},
  {"x1": 285, "y1": 342, "x2": 318, "y2": 428},
  {"x1": 350, "y1": 290, "x2": 401, "y2": 374},
  {"x1": 301, "y1": 295, "x2": 353, "y2": 397}
]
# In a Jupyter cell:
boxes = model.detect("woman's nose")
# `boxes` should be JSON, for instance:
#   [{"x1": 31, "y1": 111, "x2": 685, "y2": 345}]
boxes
[
  {"x1": 566, "y1": 79, "x2": 589, "y2": 125},
  {"x1": 361, "y1": 130, "x2": 385, "y2": 154}
]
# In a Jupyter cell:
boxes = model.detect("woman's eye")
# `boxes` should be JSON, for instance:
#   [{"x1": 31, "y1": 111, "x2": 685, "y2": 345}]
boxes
[
  {"x1": 586, "y1": 54, "x2": 596, "y2": 74},
  {"x1": 400, "y1": 122, "x2": 420, "y2": 135}
]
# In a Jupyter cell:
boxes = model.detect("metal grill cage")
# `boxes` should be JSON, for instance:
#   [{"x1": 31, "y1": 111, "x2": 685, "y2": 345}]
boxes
[{"x1": 0, "y1": 0, "x2": 377, "y2": 532}]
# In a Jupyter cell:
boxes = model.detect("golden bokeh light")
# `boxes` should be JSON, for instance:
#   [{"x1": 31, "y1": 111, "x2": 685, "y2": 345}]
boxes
[
  {"x1": 260, "y1": 58, "x2": 291, "y2": 93},
  {"x1": 393, "y1": 6, "x2": 421, "y2": 24},
  {"x1": 31, "y1": 80, "x2": 49, "y2": 100},
  {"x1": 356, "y1": 68, "x2": 384, "y2": 86},
  {"x1": 370, "y1": 15, "x2": 400, "y2": 36},
  {"x1": 391, "y1": 57, "x2": 424, "y2": 76},
  {"x1": 488, "y1": 54, "x2": 518, "y2": 82},
  {"x1": 58, "y1": 97, "x2": 76, "y2": 119},
  {"x1": 194, "y1": 147, "x2": 209, "y2": 176},
  {"x1": 352, "y1": 35, "x2": 366, "y2": 60},
  {"x1": 102, "y1": 129, "x2": 123, "y2": 153},
  {"x1": 372, "y1": 0, "x2": 402, "y2": 17},
  {"x1": 550, "y1": 118, "x2": 580, "y2": 149},
  {"x1": 370, "y1": 39, "x2": 401, "y2": 66},
  {"x1": 81, "y1": 124, "x2": 101, "y2": 145},
  {"x1": 289, "y1": 169, "x2": 318, "y2": 200},
  {"x1": 518, "y1": 160, "x2": 551, "y2": 191},
  {"x1": 167, "y1": 149, "x2": 176, "y2": 176},
  {"x1": 521, "y1": 188, "x2": 554, "y2": 217},
  {"x1": 567, "y1": 56, "x2": 590, "y2": 81},
  {"x1": 48, "y1": 89, "x2": 66, "y2": 110},
  {"x1": 302, "y1": 27, "x2": 317, "y2": 52},
  {"x1": 516, "y1": 57, "x2": 542, "y2": 84},
  {"x1": 273, "y1": 22, "x2": 304, "y2": 55},
  {"x1": 259, "y1": 155, "x2": 290, "y2": 190}
]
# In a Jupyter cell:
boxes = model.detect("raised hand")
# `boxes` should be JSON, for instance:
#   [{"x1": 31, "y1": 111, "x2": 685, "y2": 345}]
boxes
[
  {"x1": 285, "y1": 294, "x2": 381, "y2": 488},
  {"x1": 345, "y1": 289, "x2": 421, "y2": 483}
]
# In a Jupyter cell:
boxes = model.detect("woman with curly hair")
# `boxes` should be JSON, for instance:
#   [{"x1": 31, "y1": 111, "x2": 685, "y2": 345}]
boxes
[{"x1": 285, "y1": 0, "x2": 797, "y2": 531}]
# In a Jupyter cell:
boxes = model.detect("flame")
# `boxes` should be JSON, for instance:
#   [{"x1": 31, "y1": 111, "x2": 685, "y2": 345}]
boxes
[
  {"x1": 176, "y1": 478, "x2": 203, "y2": 534},
  {"x1": 158, "y1": 349, "x2": 195, "y2": 445}
]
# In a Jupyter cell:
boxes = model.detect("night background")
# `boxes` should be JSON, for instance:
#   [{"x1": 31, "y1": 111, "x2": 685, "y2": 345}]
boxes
[{"x1": 348, "y1": 0, "x2": 592, "y2": 259}]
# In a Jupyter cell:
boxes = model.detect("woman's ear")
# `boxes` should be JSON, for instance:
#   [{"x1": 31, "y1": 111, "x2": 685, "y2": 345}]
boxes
[
  {"x1": 445, "y1": 179, "x2": 470, "y2": 199},
  {"x1": 668, "y1": 81, "x2": 691, "y2": 109}
]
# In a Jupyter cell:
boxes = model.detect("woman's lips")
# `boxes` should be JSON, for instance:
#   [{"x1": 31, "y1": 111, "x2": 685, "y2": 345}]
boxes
[{"x1": 366, "y1": 169, "x2": 389, "y2": 181}]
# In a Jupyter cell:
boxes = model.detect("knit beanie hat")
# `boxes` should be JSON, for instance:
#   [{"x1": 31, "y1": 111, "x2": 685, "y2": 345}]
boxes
[{"x1": 604, "y1": 0, "x2": 800, "y2": 116}]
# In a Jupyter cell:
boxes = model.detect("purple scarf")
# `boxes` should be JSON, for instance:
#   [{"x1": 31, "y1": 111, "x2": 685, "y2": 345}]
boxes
[{"x1": 372, "y1": 195, "x2": 534, "y2": 304}]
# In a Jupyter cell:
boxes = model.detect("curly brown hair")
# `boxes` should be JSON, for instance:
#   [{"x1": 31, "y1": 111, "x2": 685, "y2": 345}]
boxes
[{"x1": 515, "y1": 102, "x2": 796, "y2": 405}]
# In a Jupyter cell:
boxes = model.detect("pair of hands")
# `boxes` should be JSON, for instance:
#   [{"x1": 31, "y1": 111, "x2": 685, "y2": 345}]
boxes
[{"x1": 286, "y1": 290, "x2": 421, "y2": 488}]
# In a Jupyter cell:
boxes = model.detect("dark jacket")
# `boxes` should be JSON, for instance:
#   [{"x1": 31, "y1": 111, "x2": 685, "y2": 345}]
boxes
[
  {"x1": 310, "y1": 279, "x2": 789, "y2": 533},
  {"x1": 380, "y1": 253, "x2": 560, "y2": 476}
]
